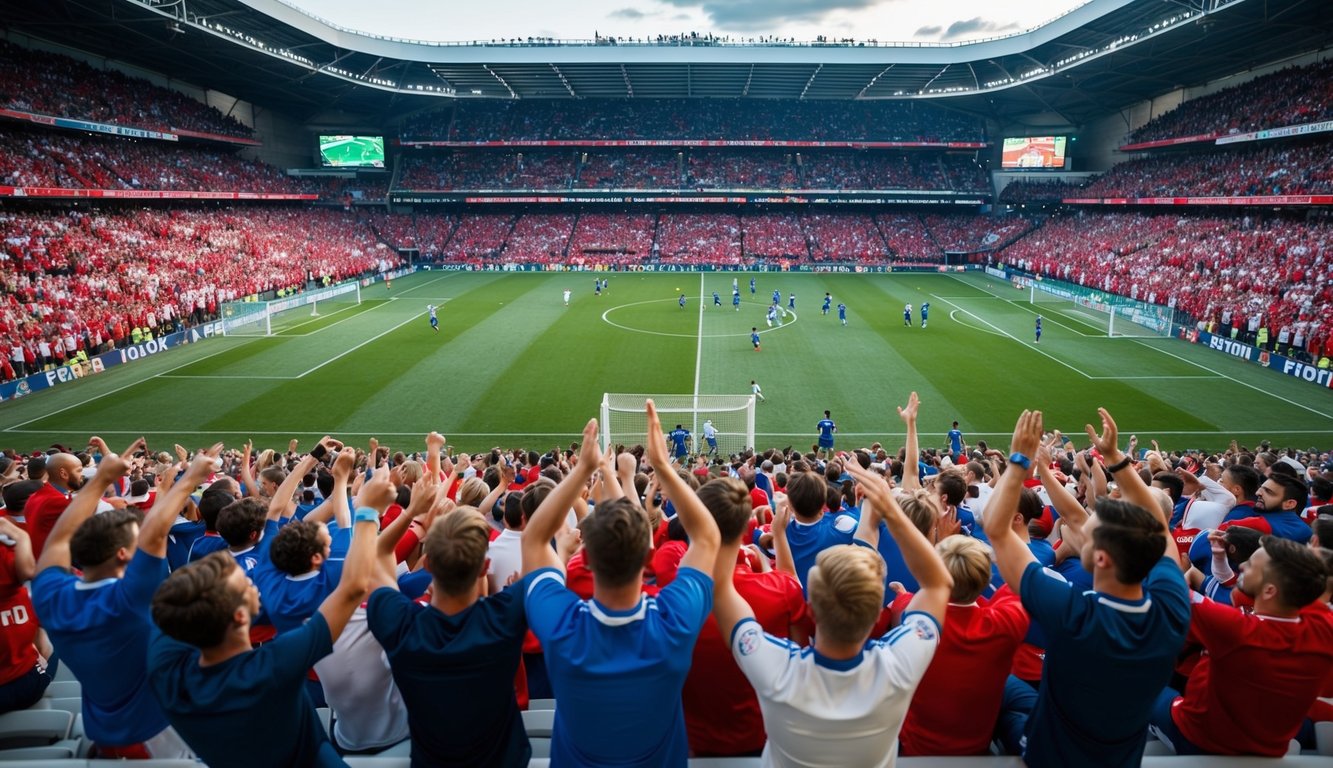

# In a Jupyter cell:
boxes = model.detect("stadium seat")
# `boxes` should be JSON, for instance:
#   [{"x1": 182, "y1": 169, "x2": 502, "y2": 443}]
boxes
[
  {"x1": 42, "y1": 682, "x2": 80, "y2": 699},
  {"x1": 43, "y1": 699, "x2": 80, "y2": 717},
  {"x1": 527, "y1": 698, "x2": 556, "y2": 710},
  {"x1": 0, "y1": 709, "x2": 73, "y2": 747},
  {"x1": 0, "y1": 745, "x2": 76, "y2": 761},
  {"x1": 521, "y1": 709, "x2": 554, "y2": 738},
  {"x1": 528, "y1": 761, "x2": 549, "y2": 768},
  {"x1": 52, "y1": 665, "x2": 78, "y2": 684},
  {"x1": 372, "y1": 739, "x2": 411, "y2": 757},
  {"x1": 530, "y1": 737, "x2": 550, "y2": 758},
  {"x1": 317, "y1": 707, "x2": 331, "y2": 737},
  {"x1": 1316, "y1": 721, "x2": 1333, "y2": 756}
]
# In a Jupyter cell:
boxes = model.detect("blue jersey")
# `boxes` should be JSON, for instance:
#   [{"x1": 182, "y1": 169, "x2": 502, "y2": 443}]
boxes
[
  {"x1": 788, "y1": 294, "x2": 796, "y2": 309},
  {"x1": 837, "y1": 303, "x2": 846, "y2": 318},
  {"x1": 822, "y1": 296, "x2": 832, "y2": 310},
  {"x1": 712, "y1": 292, "x2": 721, "y2": 305},
  {"x1": 525, "y1": 567, "x2": 712, "y2": 767},
  {"x1": 669, "y1": 428, "x2": 690, "y2": 455},
  {"x1": 253, "y1": 559, "x2": 345, "y2": 635},
  {"x1": 750, "y1": 278, "x2": 756, "y2": 293},
  {"x1": 733, "y1": 293, "x2": 741, "y2": 306},
  {"x1": 947, "y1": 428, "x2": 964, "y2": 455},
  {"x1": 1036, "y1": 319, "x2": 1043, "y2": 331},
  {"x1": 678, "y1": 295, "x2": 686, "y2": 307},
  {"x1": 166, "y1": 518, "x2": 206, "y2": 571},
  {"x1": 816, "y1": 418, "x2": 836, "y2": 444},
  {"x1": 1019, "y1": 558, "x2": 1189, "y2": 767},
  {"x1": 751, "y1": 331, "x2": 761, "y2": 346},
  {"x1": 921, "y1": 303, "x2": 929, "y2": 319},
  {"x1": 32, "y1": 554, "x2": 171, "y2": 745},
  {"x1": 772, "y1": 290, "x2": 781, "y2": 304},
  {"x1": 765, "y1": 514, "x2": 857, "y2": 592}
]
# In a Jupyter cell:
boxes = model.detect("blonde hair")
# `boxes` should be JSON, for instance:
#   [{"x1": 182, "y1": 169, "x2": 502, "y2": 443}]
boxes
[
  {"x1": 936, "y1": 535, "x2": 993, "y2": 603},
  {"x1": 423, "y1": 505, "x2": 490, "y2": 596},
  {"x1": 398, "y1": 460, "x2": 424, "y2": 486},
  {"x1": 807, "y1": 545, "x2": 885, "y2": 645},
  {"x1": 897, "y1": 489, "x2": 939, "y2": 538},
  {"x1": 456, "y1": 477, "x2": 490, "y2": 507}
]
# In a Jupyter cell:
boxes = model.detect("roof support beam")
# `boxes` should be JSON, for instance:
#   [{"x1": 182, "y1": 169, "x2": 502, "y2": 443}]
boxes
[
  {"x1": 550, "y1": 63, "x2": 577, "y2": 97},
  {"x1": 799, "y1": 63, "x2": 822, "y2": 99},
  {"x1": 484, "y1": 64, "x2": 518, "y2": 98}
]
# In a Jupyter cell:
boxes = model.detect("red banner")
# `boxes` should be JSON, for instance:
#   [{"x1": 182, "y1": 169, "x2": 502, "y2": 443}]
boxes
[
  {"x1": 399, "y1": 139, "x2": 987, "y2": 150},
  {"x1": 173, "y1": 128, "x2": 261, "y2": 146},
  {"x1": 0, "y1": 186, "x2": 317, "y2": 201},
  {"x1": 1117, "y1": 133, "x2": 1218, "y2": 151},
  {"x1": 1062, "y1": 195, "x2": 1333, "y2": 206}
]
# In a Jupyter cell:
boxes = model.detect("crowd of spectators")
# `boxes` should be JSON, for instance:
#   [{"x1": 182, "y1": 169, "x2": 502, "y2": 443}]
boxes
[
  {"x1": 998, "y1": 211, "x2": 1333, "y2": 358},
  {"x1": 503, "y1": 214, "x2": 577, "y2": 262},
  {"x1": 924, "y1": 214, "x2": 1034, "y2": 253},
  {"x1": 1080, "y1": 140, "x2": 1333, "y2": 199},
  {"x1": 404, "y1": 98, "x2": 986, "y2": 143},
  {"x1": 1, "y1": 397, "x2": 1328, "y2": 766},
  {"x1": 998, "y1": 178, "x2": 1097, "y2": 204},
  {"x1": 803, "y1": 213, "x2": 885, "y2": 262},
  {"x1": 568, "y1": 213, "x2": 657, "y2": 265},
  {"x1": 0, "y1": 207, "x2": 394, "y2": 382},
  {"x1": 1128, "y1": 58, "x2": 1333, "y2": 144},
  {"x1": 0, "y1": 128, "x2": 317, "y2": 195},
  {"x1": 0, "y1": 40, "x2": 254, "y2": 138},
  {"x1": 654, "y1": 213, "x2": 742, "y2": 265}
]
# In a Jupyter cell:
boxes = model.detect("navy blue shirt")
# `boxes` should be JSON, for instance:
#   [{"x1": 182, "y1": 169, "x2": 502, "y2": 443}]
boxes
[
  {"x1": 368, "y1": 578, "x2": 533, "y2": 768},
  {"x1": 669, "y1": 428, "x2": 690, "y2": 456}
]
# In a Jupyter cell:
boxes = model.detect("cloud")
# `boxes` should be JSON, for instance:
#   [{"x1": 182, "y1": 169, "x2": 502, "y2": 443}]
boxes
[
  {"x1": 608, "y1": 7, "x2": 650, "y2": 20},
  {"x1": 914, "y1": 24, "x2": 943, "y2": 37},
  {"x1": 658, "y1": 0, "x2": 888, "y2": 33},
  {"x1": 938, "y1": 17, "x2": 1021, "y2": 40}
]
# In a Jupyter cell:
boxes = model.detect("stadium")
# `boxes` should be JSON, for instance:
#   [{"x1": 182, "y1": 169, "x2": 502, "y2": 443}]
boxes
[{"x1": 0, "y1": 0, "x2": 1330, "y2": 765}]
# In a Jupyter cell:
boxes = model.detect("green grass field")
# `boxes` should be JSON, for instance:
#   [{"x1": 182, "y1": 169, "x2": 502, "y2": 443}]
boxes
[
  {"x1": 2, "y1": 270, "x2": 1331, "y2": 455},
  {"x1": 319, "y1": 135, "x2": 385, "y2": 168}
]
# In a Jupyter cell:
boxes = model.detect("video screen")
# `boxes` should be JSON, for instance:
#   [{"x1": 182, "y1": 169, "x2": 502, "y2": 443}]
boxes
[
  {"x1": 319, "y1": 135, "x2": 385, "y2": 168},
  {"x1": 1001, "y1": 136, "x2": 1067, "y2": 169}
]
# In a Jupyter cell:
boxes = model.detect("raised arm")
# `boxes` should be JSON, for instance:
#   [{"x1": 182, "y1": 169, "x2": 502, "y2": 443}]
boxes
[
  {"x1": 1036, "y1": 439, "x2": 1088, "y2": 532},
  {"x1": 0, "y1": 518, "x2": 35, "y2": 582},
  {"x1": 269, "y1": 437, "x2": 338, "y2": 522},
  {"x1": 770, "y1": 497, "x2": 797, "y2": 577},
  {"x1": 846, "y1": 461, "x2": 951, "y2": 626},
  {"x1": 1085, "y1": 407, "x2": 1174, "y2": 561},
  {"x1": 319, "y1": 465, "x2": 392, "y2": 642},
  {"x1": 647, "y1": 400, "x2": 720, "y2": 574},
  {"x1": 523, "y1": 419, "x2": 599, "y2": 576},
  {"x1": 711, "y1": 518, "x2": 757, "y2": 648},
  {"x1": 372, "y1": 472, "x2": 446, "y2": 591},
  {"x1": 140, "y1": 446, "x2": 222, "y2": 559},
  {"x1": 426, "y1": 432, "x2": 444, "y2": 479},
  {"x1": 852, "y1": 494, "x2": 881, "y2": 549},
  {"x1": 239, "y1": 440, "x2": 260, "y2": 499},
  {"x1": 899, "y1": 392, "x2": 921, "y2": 493},
  {"x1": 596, "y1": 450, "x2": 625, "y2": 503},
  {"x1": 983, "y1": 411, "x2": 1043, "y2": 595},
  {"x1": 36, "y1": 453, "x2": 132, "y2": 573}
]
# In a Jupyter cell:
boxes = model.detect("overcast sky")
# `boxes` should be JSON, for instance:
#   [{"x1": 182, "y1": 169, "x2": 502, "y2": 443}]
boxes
[{"x1": 285, "y1": 0, "x2": 1089, "y2": 44}]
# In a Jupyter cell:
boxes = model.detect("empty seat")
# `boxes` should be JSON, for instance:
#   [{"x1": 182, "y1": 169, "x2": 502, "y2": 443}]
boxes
[
  {"x1": 0, "y1": 744, "x2": 75, "y2": 761},
  {"x1": 41, "y1": 681, "x2": 80, "y2": 700},
  {"x1": 530, "y1": 737, "x2": 550, "y2": 759},
  {"x1": 520, "y1": 709, "x2": 554, "y2": 738},
  {"x1": 527, "y1": 698, "x2": 556, "y2": 711},
  {"x1": 43, "y1": 699, "x2": 80, "y2": 717},
  {"x1": 0, "y1": 710, "x2": 73, "y2": 748}
]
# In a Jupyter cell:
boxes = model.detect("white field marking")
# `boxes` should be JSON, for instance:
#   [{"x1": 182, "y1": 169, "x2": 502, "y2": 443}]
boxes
[
  {"x1": 1130, "y1": 339, "x2": 1333, "y2": 421},
  {"x1": 272, "y1": 300, "x2": 366, "y2": 334},
  {"x1": 948, "y1": 309, "x2": 1010, "y2": 340},
  {"x1": 931, "y1": 294, "x2": 1093, "y2": 380},
  {"x1": 693, "y1": 272, "x2": 705, "y2": 406},
  {"x1": 601, "y1": 298, "x2": 796, "y2": 338},
  {"x1": 387, "y1": 271, "x2": 458, "y2": 297},
  {"x1": 948, "y1": 274, "x2": 1097, "y2": 337},
  {"x1": 293, "y1": 309, "x2": 429, "y2": 379},
  {"x1": 2, "y1": 337, "x2": 264, "y2": 430},
  {"x1": 288, "y1": 298, "x2": 452, "y2": 338}
]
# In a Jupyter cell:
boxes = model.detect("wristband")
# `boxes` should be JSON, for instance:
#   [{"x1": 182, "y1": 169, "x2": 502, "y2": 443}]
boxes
[
  {"x1": 353, "y1": 506, "x2": 380, "y2": 525},
  {"x1": 1104, "y1": 455, "x2": 1133, "y2": 474},
  {"x1": 310, "y1": 443, "x2": 328, "y2": 461},
  {"x1": 1008, "y1": 452, "x2": 1032, "y2": 470}
]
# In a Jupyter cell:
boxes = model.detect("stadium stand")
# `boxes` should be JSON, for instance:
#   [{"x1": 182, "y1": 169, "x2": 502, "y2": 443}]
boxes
[{"x1": 1078, "y1": 141, "x2": 1333, "y2": 198}]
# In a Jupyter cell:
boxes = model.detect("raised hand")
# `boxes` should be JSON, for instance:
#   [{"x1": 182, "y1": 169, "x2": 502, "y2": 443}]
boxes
[
  {"x1": 897, "y1": 390, "x2": 920, "y2": 425},
  {"x1": 332, "y1": 447, "x2": 356, "y2": 483},
  {"x1": 1010, "y1": 409, "x2": 1043, "y2": 460},
  {"x1": 1083, "y1": 407, "x2": 1121, "y2": 458},
  {"x1": 578, "y1": 418, "x2": 602, "y2": 472},
  {"x1": 355, "y1": 465, "x2": 396, "y2": 512}
]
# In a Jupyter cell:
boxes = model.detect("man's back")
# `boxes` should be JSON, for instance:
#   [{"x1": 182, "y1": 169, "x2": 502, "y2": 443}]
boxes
[
  {"x1": 1019, "y1": 557, "x2": 1190, "y2": 767},
  {"x1": 525, "y1": 566, "x2": 712, "y2": 767},
  {"x1": 23, "y1": 483, "x2": 68, "y2": 558},
  {"x1": 368, "y1": 579, "x2": 531, "y2": 768}
]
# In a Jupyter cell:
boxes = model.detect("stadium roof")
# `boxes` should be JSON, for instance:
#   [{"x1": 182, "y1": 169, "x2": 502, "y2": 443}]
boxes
[{"x1": 6, "y1": 0, "x2": 1331, "y2": 127}]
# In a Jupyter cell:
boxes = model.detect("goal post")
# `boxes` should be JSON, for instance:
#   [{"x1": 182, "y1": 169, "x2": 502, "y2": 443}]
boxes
[
  {"x1": 601, "y1": 394, "x2": 756, "y2": 458},
  {"x1": 1027, "y1": 276, "x2": 1177, "y2": 338},
  {"x1": 221, "y1": 281, "x2": 362, "y2": 336}
]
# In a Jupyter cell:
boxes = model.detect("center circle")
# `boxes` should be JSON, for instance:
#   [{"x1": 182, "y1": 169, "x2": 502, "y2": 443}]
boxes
[{"x1": 601, "y1": 299, "x2": 799, "y2": 338}]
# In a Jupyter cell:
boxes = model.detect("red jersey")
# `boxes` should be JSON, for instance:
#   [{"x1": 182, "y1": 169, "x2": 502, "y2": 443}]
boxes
[
  {"x1": 651, "y1": 540, "x2": 687, "y2": 587},
  {"x1": 900, "y1": 591, "x2": 1030, "y2": 756},
  {"x1": 1172, "y1": 597, "x2": 1333, "y2": 756},
  {"x1": 22, "y1": 483, "x2": 71, "y2": 559},
  {"x1": 0, "y1": 546, "x2": 37, "y2": 685},
  {"x1": 682, "y1": 566, "x2": 811, "y2": 756}
]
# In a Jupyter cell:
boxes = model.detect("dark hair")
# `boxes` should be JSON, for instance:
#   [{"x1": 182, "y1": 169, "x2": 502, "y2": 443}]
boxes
[
  {"x1": 520, "y1": 483, "x2": 552, "y2": 524},
  {"x1": 1222, "y1": 525, "x2": 1263, "y2": 566},
  {"x1": 1224, "y1": 464, "x2": 1262, "y2": 501},
  {"x1": 503, "y1": 491, "x2": 524, "y2": 529},
  {"x1": 70, "y1": 508, "x2": 139, "y2": 569},
  {"x1": 422, "y1": 509, "x2": 491, "y2": 596},
  {"x1": 1313, "y1": 510, "x2": 1333, "y2": 547},
  {"x1": 316, "y1": 470, "x2": 335, "y2": 500},
  {"x1": 579, "y1": 497, "x2": 651, "y2": 588},
  {"x1": 1017, "y1": 488, "x2": 1043, "y2": 524},
  {"x1": 216, "y1": 498, "x2": 268, "y2": 547},
  {"x1": 696, "y1": 477, "x2": 752, "y2": 543},
  {"x1": 25, "y1": 457, "x2": 45, "y2": 481},
  {"x1": 1267, "y1": 474, "x2": 1309, "y2": 513},
  {"x1": 1151, "y1": 472, "x2": 1184, "y2": 504},
  {"x1": 1311, "y1": 477, "x2": 1333, "y2": 504},
  {"x1": 1091, "y1": 499, "x2": 1166, "y2": 584},
  {"x1": 1, "y1": 479, "x2": 42, "y2": 516},
  {"x1": 786, "y1": 472, "x2": 826, "y2": 519},
  {"x1": 152, "y1": 552, "x2": 245, "y2": 648},
  {"x1": 198, "y1": 487, "x2": 238, "y2": 532},
  {"x1": 936, "y1": 470, "x2": 968, "y2": 508},
  {"x1": 1260, "y1": 536, "x2": 1328, "y2": 610},
  {"x1": 665, "y1": 517, "x2": 688, "y2": 542},
  {"x1": 268, "y1": 520, "x2": 325, "y2": 576}
]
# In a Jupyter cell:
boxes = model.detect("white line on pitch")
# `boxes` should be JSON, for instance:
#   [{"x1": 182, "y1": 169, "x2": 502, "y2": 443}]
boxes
[
  {"x1": 692, "y1": 272, "x2": 705, "y2": 410},
  {"x1": 949, "y1": 274, "x2": 1096, "y2": 338},
  {"x1": 931, "y1": 294, "x2": 1093, "y2": 380},
  {"x1": 293, "y1": 310, "x2": 427, "y2": 378}
]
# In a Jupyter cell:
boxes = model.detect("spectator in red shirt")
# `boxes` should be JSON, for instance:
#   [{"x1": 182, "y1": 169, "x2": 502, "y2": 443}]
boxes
[
  {"x1": 0, "y1": 517, "x2": 48, "y2": 713},
  {"x1": 22, "y1": 452, "x2": 83, "y2": 559},
  {"x1": 898, "y1": 535, "x2": 1030, "y2": 755}
]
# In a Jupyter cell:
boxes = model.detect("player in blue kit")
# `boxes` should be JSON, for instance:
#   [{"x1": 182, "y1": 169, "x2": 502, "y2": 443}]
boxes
[
  {"x1": 788, "y1": 292, "x2": 796, "y2": 310},
  {"x1": 772, "y1": 289, "x2": 781, "y2": 306},
  {"x1": 816, "y1": 410, "x2": 837, "y2": 458},
  {"x1": 712, "y1": 291, "x2": 721, "y2": 308},
  {"x1": 948, "y1": 421, "x2": 965, "y2": 459},
  {"x1": 750, "y1": 277, "x2": 756, "y2": 294},
  {"x1": 904, "y1": 303, "x2": 913, "y2": 327},
  {"x1": 766, "y1": 303, "x2": 779, "y2": 327},
  {"x1": 679, "y1": 293, "x2": 687, "y2": 309},
  {"x1": 669, "y1": 424, "x2": 692, "y2": 461},
  {"x1": 822, "y1": 293, "x2": 832, "y2": 315},
  {"x1": 427, "y1": 305, "x2": 438, "y2": 333},
  {"x1": 595, "y1": 279, "x2": 601, "y2": 297},
  {"x1": 921, "y1": 302, "x2": 930, "y2": 328},
  {"x1": 837, "y1": 302, "x2": 847, "y2": 326},
  {"x1": 751, "y1": 327, "x2": 761, "y2": 351},
  {"x1": 733, "y1": 291, "x2": 741, "y2": 311},
  {"x1": 1035, "y1": 315, "x2": 1043, "y2": 342}
]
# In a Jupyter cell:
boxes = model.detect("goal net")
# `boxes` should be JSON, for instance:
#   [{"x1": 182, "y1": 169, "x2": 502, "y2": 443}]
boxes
[
  {"x1": 601, "y1": 394, "x2": 755, "y2": 458},
  {"x1": 1028, "y1": 277, "x2": 1177, "y2": 338},
  {"x1": 221, "y1": 281, "x2": 362, "y2": 336}
]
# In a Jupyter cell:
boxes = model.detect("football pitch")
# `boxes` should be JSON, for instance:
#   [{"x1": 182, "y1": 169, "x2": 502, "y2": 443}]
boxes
[{"x1": 1, "y1": 270, "x2": 1331, "y2": 454}]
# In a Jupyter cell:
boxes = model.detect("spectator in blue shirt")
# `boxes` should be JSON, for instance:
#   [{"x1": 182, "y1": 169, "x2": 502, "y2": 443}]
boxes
[
  {"x1": 984, "y1": 408, "x2": 1189, "y2": 768},
  {"x1": 521, "y1": 408, "x2": 721, "y2": 768},
  {"x1": 146, "y1": 458, "x2": 391, "y2": 768},
  {"x1": 33, "y1": 439, "x2": 213, "y2": 759}
]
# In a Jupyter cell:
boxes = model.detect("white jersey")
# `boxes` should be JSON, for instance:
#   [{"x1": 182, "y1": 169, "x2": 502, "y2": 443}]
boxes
[
  {"x1": 563, "y1": 290, "x2": 571, "y2": 302},
  {"x1": 703, "y1": 422, "x2": 718, "y2": 440},
  {"x1": 752, "y1": 383, "x2": 763, "y2": 395},
  {"x1": 427, "y1": 306, "x2": 437, "y2": 320},
  {"x1": 314, "y1": 606, "x2": 410, "y2": 752},
  {"x1": 731, "y1": 612, "x2": 939, "y2": 768}
]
